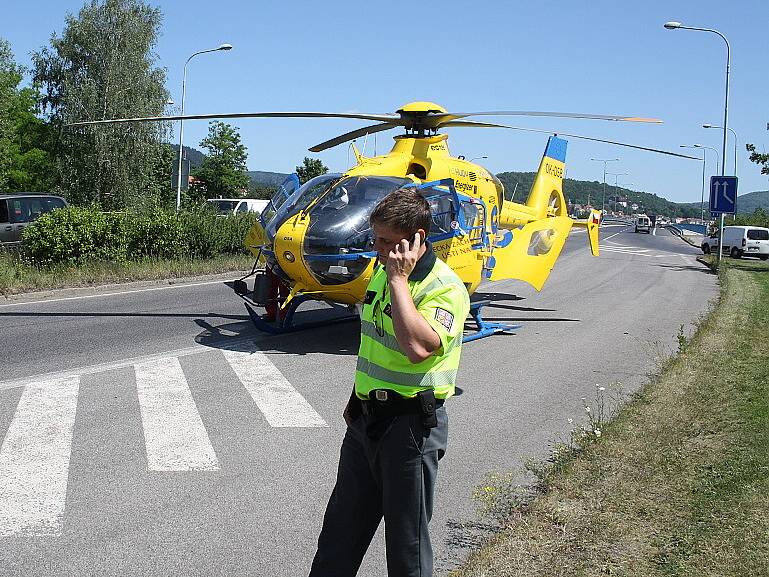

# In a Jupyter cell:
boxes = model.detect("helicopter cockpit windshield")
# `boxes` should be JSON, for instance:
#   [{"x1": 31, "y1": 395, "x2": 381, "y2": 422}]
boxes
[
  {"x1": 261, "y1": 173, "x2": 342, "y2": 240},
  {"x1": 303, "y1": 175, "x2": 412, "y2": 285}
]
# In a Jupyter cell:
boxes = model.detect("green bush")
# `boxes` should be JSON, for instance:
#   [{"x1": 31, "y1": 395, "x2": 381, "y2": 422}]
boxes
[
  {"x1": 21, "y1": 205, "x2": 259, "y2": 267},
  {"x1": 126, "y1": 211, "x2": 185, "y2": 260},
  {"x1": 21, "y1": 206, "x2": 128, "y2": 266}
]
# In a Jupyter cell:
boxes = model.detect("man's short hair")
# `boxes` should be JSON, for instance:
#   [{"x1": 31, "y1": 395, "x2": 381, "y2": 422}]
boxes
[{"x1": 370, "y1": 188, "x2": 431, "y2": 235}]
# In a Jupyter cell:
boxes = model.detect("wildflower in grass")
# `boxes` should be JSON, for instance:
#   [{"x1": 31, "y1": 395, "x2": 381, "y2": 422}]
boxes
[
  {"x1": 585, "y1": 406, "x2": 591, "y2": 413},
  {"x1": 594, "y1": 429, "x2": 602, "y2": 438}
]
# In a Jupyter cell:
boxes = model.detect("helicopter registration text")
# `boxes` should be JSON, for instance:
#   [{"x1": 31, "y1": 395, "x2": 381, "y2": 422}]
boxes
[{"x1": 545, "y1": 162, "x2": 563, "y2": 179}]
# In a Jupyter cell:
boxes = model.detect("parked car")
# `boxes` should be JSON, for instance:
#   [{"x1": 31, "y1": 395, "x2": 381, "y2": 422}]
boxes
[
  {"x1": 702, "y1": 225, "x2": 769, "y2": 260},
  {"x1": 1, "y1": 193, "x2": 68, "y2": 246},
  {"x1": 206, "y1": 198, "x2": 269, "y2": 216},
  {"x1": 634, "y1": 214, "x2": 652, "y2": 233}
]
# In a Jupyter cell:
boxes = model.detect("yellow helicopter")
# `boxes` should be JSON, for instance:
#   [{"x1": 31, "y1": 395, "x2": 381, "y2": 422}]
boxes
[{"x1": 70, "y1": 101, "x2": 694, "y2": 340}]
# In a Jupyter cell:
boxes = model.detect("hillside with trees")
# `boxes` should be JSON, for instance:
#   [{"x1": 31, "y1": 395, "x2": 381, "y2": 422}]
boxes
[{"x1": 496, "y1": 172, "x2": 707, "y2": 218}]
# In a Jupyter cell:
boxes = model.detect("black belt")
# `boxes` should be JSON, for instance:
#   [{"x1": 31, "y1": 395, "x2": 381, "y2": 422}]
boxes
[{"x1": 359, "y1": 390, "x2": 444, "y2": 419}]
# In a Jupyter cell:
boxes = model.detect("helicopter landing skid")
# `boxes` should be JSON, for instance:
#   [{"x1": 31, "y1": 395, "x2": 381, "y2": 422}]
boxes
[
  {"x1": 243, "y1": 295, "x2": 358, "y2": 335},
  {"x1": 463, "y1": 300, "x2": 522, "y2": 343}
]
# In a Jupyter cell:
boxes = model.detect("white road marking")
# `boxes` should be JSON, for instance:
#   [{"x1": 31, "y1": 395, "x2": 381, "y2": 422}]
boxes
[
  {"x1": 223, "y1": 349, "x2": 328, "y2": 428},
  {"x1": 134, "y1": 358, "x2": 219, "y2": 472},
  {"x1": 600, "y1": 246, "x2": 666, "y2": 258},
  {"x1": 603, "y1": 244, "x2": 650, "y2": 250},
  {"x1": 0, "y1": 337, "x2": 255, "y2": 391},
  {"x1": 601, "y1": 231, "x2": 625, "y2": 242},
  {"x1": 0, "y1": 278, "x2": 232, "y2": 309},
  {"x1": 0, "y1": 377, "x2": 79, "y2": 537}
]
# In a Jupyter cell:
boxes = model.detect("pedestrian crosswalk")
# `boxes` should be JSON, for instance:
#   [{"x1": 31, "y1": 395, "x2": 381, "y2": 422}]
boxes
[
  {"x1": 601, "y1": 242, "x2": 683, "y2": 259},
  {"x1": 135, "y1": 356, "x2": 220, "y2": 472},
  {"x1": 0, "y1": 346, "x2": 329, "y2": 537},
  {"x1": 0, "y1": 377, "x2": 79, "y2": 538}
]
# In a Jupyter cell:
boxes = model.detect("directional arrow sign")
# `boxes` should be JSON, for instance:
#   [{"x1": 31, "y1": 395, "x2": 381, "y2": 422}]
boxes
[{"x1": 709, "y1": 176, "x2": 737, "y2": 215}]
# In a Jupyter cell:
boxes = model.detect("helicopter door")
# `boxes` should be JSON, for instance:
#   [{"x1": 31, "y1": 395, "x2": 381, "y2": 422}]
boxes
[
  {"x1": 409, "y1": 179, "x2": 486, "y2": 290},
  {"x1": 260, "y1": 173, "x2": 301, "y2": 228},
  {"x1": 459, "y1": 199, "x2": 488, "y2": 250}
]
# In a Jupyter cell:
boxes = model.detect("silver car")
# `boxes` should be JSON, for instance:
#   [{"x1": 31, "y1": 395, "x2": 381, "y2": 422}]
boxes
[{"x1": 0, "y1": 193, "x2": 68, "y2": 246}]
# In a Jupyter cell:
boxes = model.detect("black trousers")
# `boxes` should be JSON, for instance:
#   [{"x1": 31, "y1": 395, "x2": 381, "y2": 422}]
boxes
[{"x1": 309, "y1": 406, "x2": 448, "y2": 577}]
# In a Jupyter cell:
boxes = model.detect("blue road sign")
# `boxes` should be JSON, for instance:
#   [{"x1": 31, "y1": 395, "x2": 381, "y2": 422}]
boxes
[{"x1": 710, "y1": 176, "x2": 737, "y2": 214}]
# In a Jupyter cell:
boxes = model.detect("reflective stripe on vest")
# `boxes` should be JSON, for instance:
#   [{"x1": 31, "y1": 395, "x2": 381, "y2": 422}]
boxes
[
  {"x1": 355, "y1": 258, "x2": 466, "y2": 400},
  {"x1": 356, "y1": 357, "x2": 458, "y2": 390}
]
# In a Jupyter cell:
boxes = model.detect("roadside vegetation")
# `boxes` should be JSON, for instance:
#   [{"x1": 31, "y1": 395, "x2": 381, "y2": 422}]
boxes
[
  {"x1": 456, "y1": 257, "x2": 769, "y2": 576},
  {"x1": 0, "y1": 206, "x2": 257, "y2": 295}
]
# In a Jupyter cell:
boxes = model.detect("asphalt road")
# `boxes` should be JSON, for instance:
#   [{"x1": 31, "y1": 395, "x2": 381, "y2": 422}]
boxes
[{"x1": 0, "y1": 225, "x2": 718, "y2": 576}]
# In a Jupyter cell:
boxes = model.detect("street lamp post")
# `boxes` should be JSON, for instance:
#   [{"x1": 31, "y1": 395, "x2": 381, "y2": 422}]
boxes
[
  {"x1": 693, "y1": 144, "x2": 720, "y2": 174},
  {"x1": 176, "y1": 43, "x2": 233, "y2": 211},
  {"x1": 703, "y1": 123, "x2": 738, "y2": 176},
  {"x1": 590, "y1": 158, "x2": 619, "y2": 213},
  {"x1": 469, "y1": 156, "x2": 488, "y2": 162},
  {"x1": 680, "y1": 145, "x2": 708, "y2": 225},
  {"x1": 664, "y1": 21, "x2": 730, "y2": 262},
  {"x1": 606, "y1": 171, "x2": 628, "y2": 215},
  {"x1": 617, "y1": 182, "x2": 634, "y2": 214}
]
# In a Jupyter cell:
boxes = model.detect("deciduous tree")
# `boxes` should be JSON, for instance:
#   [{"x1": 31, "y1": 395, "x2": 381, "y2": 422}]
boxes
[
  {"x1": 746, "y1": 143, "x2": 769, "y2": 177},
  {"x1": 190, "y1": 121, "x2": 250, "y2": 201},
  {"x1": 32, "y1": 0, "x2": 171, "y2": 209},
  {"x1": 296, "y1": 156, "x2": 328, "y2": 184},
  {"x1": 0, "y1": 38, "x2": 56, "y2": 192}
]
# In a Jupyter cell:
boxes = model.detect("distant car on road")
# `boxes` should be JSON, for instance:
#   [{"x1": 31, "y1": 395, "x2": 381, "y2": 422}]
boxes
[
  {"x1": 634, "y1": 214, "x2": 652, "y2": 233},
  {"x1": 206, "y1": 198, "x2": 269, "y2": 216},
  {"x1": 1, "y1": 193, "x2": 68, "y2": 246},
  {"x1": 702, "y1": 225, "x2": 769, "y2": 260}
]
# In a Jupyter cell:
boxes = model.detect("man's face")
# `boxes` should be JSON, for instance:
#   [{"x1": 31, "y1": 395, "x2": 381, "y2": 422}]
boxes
[{"x1": 371, "y1": 223, "x2": 412, "y2": 264}]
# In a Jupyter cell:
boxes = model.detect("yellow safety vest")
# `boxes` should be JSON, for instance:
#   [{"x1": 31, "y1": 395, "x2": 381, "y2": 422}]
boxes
[{"x1": 355, "y1": 247, "x2": 470, "y2": 400}]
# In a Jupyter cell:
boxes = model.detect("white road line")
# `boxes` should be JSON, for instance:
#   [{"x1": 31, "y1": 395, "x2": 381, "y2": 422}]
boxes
[
  {"x1": 601, "y1": 231, "x2": 624, "y2": 242},
  {"x1": 134, "y1": 358, "x2": 219, "y2": 472},
  {"x1": 600, "y1": 248, "x2": 660, "y2": 258},
  {"x1": 0, "y1": 337, "x2": 255, "y2": 391},
  {"x1": 601, "y1": 247, "x2": 650, "y2": 254},
  {"x1": 0, "y1": 278, "x2": 231, "y2": 309},
  {"x1": 223, "y1": 349, "x2": 328, "y2": 428},
  {"x1": 0, "y1": 377, "x2": 79, "y2": 537}
]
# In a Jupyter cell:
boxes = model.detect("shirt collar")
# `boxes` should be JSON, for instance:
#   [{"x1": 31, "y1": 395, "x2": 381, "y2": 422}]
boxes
[{"x1": 409, "y1": 240, "x2": 435, "y2": 282}]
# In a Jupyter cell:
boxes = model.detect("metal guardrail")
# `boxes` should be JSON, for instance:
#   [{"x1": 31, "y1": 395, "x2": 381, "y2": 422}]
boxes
[
  {"x1": 668, "y1": 223, "x2": 707, "y2": 235},
  {"x1": 600, "y1": 216, "x2": 633, "y2": 225},
  {"x1": 667, "y1": 223, "x2": 707, "y2": 236}
]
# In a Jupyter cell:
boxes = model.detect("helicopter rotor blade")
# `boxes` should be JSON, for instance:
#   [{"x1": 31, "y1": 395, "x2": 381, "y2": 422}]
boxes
[
  {"x1": 432, "y1": 111, "x2": 662, "y2": 126},
  {"x1": 308, "y1": 122, "x2": 399, "y2": 153},
  {"x1": 440, "y1": 121, "x2": 697, "y2": 159},
  {"x1": 438, "y1": 120, "x2": 514, "y2": 129},
  {"x1": 67, "y1": 111, "x2": 404, "y2": 127}
]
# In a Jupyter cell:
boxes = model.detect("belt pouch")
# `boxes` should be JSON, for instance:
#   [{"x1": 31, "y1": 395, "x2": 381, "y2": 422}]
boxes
[{"x1": 417, "y1": 389, "x2": 438, "y2": 429}]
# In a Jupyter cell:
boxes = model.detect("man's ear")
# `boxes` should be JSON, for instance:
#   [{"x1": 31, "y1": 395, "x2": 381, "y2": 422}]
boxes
[{"x1": 416, "y1": 229, "x2": 427, "y2": 242}]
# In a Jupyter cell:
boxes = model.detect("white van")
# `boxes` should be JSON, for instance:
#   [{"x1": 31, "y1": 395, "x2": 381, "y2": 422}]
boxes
[
  {"x1": 701, "y1": 225, "x2": 769, "y2": 260},
  {"x1": 634, "y1": 214, "x2": 651, "y2": 233},
  {"x1": 206, "y1": 198, "x2": 269, "y2": 215}
]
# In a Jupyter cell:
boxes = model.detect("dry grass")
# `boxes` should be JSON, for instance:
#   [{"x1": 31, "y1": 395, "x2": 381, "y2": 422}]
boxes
[
  {"x1": 454, "y1": 260, "x2": 769, "y2": 577},
  {"x1": 0, "y1": 250, "x2": 254, "y2": 296}
]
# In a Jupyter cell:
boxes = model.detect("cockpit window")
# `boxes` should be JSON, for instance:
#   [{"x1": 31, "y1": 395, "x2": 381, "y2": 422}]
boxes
[
  {"x1": 303, "y1": 175, "x2": 411, "y2": 285},
  {"x1": 262, "y1": 173, "x2": 341, "y2": 240}
]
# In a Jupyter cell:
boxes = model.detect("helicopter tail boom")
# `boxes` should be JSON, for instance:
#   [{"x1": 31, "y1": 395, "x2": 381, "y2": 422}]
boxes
[{"x1": 498, "y1": 136, "x2": 568, "y2": 228}]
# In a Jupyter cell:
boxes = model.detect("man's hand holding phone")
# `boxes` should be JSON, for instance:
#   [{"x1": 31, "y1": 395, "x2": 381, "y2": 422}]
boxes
[{"x1": 387, "y1": 232, "x2": 422, "y2": 281}]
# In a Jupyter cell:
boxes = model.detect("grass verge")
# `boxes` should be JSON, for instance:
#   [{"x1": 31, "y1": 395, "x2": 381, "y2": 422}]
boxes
[
  {"x1": 0, "y1": 250, "x2": 254, "y2": 296},
  {"x1": 454, "y1": 257, "x2": 769, "y2": 576}
]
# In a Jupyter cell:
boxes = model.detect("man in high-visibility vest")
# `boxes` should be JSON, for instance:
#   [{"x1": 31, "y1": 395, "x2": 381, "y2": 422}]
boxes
[{"x1": 309, "y1": 188, "x2": 470, "y2": 577}]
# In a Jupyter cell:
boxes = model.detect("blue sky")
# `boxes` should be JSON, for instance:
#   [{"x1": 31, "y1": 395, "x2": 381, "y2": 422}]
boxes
[{"x1": 4, "y1": 0, "x2": 768, "y2": 203}]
